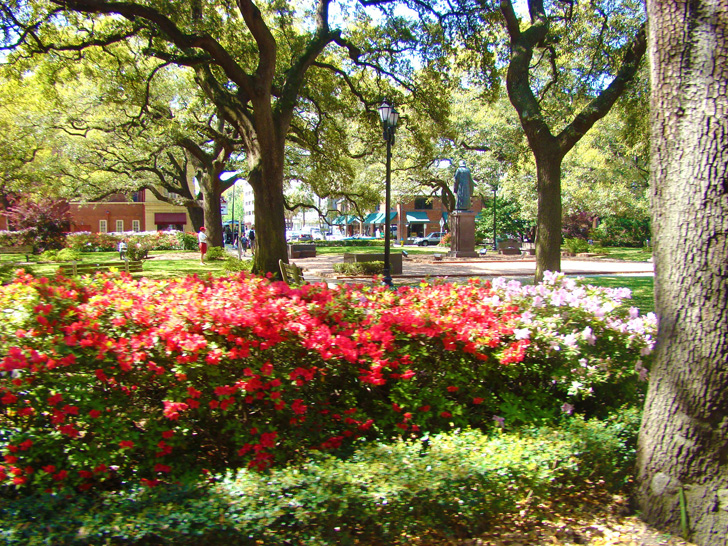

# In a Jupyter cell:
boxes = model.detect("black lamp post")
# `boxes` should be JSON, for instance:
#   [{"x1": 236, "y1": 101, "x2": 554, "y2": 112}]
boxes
[
  {"x1": 491, "y1": 183, "x2": 498, "y2": 251},
  {"x1": 378, "y1": 101, "x2": 399, "y2": 287}
]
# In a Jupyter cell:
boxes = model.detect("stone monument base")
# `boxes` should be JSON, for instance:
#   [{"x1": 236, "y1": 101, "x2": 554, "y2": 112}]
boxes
[
  {"x1": 449, "y1": 250, "x2": 480, "y2": 258},
  {"x1": 448, "y1": 211, "x2": 479, "y2": 258}
]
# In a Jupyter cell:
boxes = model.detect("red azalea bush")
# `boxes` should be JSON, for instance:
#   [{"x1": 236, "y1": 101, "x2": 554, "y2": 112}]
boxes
[{"x1": 0, "y1": 272, "x2": 652, "y2": 494}]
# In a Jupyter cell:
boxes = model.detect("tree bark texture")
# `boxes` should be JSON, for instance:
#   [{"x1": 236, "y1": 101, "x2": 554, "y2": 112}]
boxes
[
  {"x1": 534, "y1": 148, "x2": 563, "y2": 281},
  {"x1": 247, "y1": 151, "x2": 288, "y2": 278},
  {"x1": 636, "y1": 2, "x2": 728, "y2": 545},
  {"x1": 200, "y1": 173, "x2": 224, "y2": 249}
]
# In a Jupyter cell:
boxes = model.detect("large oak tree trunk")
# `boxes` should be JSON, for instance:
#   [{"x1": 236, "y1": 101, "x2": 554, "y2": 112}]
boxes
[
  {"x1": 186, "y1": 206, "x2": 204, "y2": 233},
  {"x1": 248, "y1": 150, "x2": 288, "y2": 277},
  {"x1": 636, "y1": 2, "x2": 728, "y2": 545}
]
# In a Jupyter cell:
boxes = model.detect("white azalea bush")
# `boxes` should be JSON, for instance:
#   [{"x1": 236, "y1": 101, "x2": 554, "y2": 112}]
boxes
[{"x1": 483, "y1": 271, "x2": 656, "y2": 424}]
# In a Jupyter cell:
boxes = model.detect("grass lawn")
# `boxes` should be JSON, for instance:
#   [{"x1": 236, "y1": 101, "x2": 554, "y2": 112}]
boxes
[
  {"x1": 2, "y1": 251, "x2": 238, "y2": 280},
  {"x1": 596, "y1": 246, "x2": 653, "y2": 261},
  {"x1": 580, "y1": 275, "x2": 655, "y2": 313},
  {"x1": 3, "y1": 248, "x2": 655, "y2": 313}
]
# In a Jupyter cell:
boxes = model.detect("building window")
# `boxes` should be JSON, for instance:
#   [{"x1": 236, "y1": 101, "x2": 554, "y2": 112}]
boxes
[
  {"x1": 99, "y1": 219, "x2": 108, "y2": 233},
  {"x1": 414, "y1": 197, "x2": 433, "y2": 210},
  {"x1": 116, "y1": 220, "x2": 124, "y2": 232},
  {"x1": 132, "y1": 220, "x2": 141, "y2": 232}
]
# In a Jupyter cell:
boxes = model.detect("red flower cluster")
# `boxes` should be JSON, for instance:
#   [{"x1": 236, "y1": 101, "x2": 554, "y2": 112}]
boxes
[{"x1": 0, "y1": 272, "x2": 534, "y2": 492}]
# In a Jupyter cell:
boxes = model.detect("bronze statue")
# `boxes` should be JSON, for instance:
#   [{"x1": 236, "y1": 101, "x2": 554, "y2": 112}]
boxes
[{"x1": 454, "y1": 160, "x2": 474, "y2": 210}]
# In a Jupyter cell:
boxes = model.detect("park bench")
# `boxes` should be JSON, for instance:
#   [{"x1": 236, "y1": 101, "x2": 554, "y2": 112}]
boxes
[
  {"x1": 0, "y1": 245, "x2": 33, "y2": 262},
  {"x1": 498, "y1": 239, "x2": 522, "y2": 255},
  {"x1": 279, "y1": 259, "x2": 305, "y2": 285},
  {"x1": 521, "y1": 242, "x2": 536, "y2": 255},
  {"x1": 58, "y1": 260, "x2": 143, "y2": 276},
  {"x1": 287, "y1": 243, "x2": 317, "y2": 259}
]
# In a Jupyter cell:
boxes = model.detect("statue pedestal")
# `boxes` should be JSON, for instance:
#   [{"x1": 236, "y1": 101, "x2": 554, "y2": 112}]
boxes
[{"x1": 448, "y1": 211, "x2": 479, "y2": 258}]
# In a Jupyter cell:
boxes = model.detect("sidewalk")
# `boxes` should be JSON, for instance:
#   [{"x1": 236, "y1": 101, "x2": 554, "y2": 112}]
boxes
[{"x1": 291, "y1": 253, "x2": 654, "y2": 284}]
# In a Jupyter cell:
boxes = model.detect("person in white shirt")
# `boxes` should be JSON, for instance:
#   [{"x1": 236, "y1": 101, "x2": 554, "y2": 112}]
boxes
[
  {"x1": 198, "y1": 227, "x2": 208, "y2": 264},
  {"x1": 118, "y1": 240, "x2": 127, "y2": 260}
]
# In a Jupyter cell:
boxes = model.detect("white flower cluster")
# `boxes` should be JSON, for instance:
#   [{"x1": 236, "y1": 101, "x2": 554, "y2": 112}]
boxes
[{"x1": 490, "y1": 272, "x2": 657, "y2": 398}]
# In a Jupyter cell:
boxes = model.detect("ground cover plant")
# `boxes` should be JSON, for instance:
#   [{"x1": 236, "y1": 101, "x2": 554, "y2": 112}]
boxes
[
  {"x1": 0, "y1": 414, "x2": 641, "y2": 545},
  {"x1": 0, "y1": 270, "x2": 655, "y2": 495}
]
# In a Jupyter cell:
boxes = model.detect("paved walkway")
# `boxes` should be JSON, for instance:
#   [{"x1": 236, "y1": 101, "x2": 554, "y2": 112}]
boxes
[{"x1": 291, "y1": 253, "x2": 654, "y2": 284}]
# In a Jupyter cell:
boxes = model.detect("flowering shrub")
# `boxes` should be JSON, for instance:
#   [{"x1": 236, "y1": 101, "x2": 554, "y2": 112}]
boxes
[
  {"x1": 179, "y1": 232, "x2": 198, "y2": 251},
  {"x1": 66, "y1": 231, "x2": 187, "y2": 253},
  {"x1": 65, "y1": 232, "x2": 119, "y2": 252},
  {"x1": 125, "y1": 241, "x2": 151, "y2": 261},
  {"x1": 0, "y1": 229, "x2": 36, "y2": 248},
  {"x1": 3, "y1": 197, "x2": 71, "y2": 251},
  {"x1": 0, "y1": 271, "x2": 655, "y2": 493}
]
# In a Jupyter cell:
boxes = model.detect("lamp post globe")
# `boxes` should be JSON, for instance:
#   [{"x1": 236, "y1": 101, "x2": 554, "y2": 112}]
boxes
[{"x1": 378, "y1": 101, "x2": 399, "y2": 288}]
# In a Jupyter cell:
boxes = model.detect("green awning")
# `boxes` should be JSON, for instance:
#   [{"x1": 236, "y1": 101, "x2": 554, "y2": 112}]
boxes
[
  {"x1": 345, "y1": 215, "x2": 360, "y2": 225},
  {"x1": 406, "y1": 211, "x2": 431, "y2": 223},
  {"x1": 369, "y1": 211, "x2": 397, "y2": 224},
  {"x1": 332, "y1": 216, "x2": 346, "y2": 225},
  {"x1": 363, "y1": 212, "x2": 380, "y2": 225}
]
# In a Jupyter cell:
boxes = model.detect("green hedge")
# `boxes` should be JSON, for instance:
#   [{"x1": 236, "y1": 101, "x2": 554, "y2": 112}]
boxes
[
  {"x1": 315, "y1": 239, "x2": 381, "y2": 248},
  {"x1": 0, "y1": 413, "x2": 640, "y2": 546},
  {"x1": 333, "y1": 261, "x2": 385, "y2": 275}
]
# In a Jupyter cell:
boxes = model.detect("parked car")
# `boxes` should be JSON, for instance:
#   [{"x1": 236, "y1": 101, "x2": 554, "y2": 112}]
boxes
[
  {"x1": 414, "y1": 232, "x2": 445, "y2": 246},
  {"x1": 292, "y1": 233, "x2": 314, "y2": 242}
]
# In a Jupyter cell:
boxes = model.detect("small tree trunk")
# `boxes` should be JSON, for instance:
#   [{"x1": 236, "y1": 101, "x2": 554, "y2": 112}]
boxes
[
  {"x1": 534, "y1": 150, "x2": 563, "y2": 282},
  {"x1": 200, "y1": 174, "x2": 223, "y2": 248},
  {"x1": 636, "y1": 2, "x2": 728, "y2": 545}
]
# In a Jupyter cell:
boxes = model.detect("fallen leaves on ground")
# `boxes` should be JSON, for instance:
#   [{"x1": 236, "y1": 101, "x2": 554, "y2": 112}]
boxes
[{"x1": 414, "y1": 483, "x2": 696, "y2": 546}]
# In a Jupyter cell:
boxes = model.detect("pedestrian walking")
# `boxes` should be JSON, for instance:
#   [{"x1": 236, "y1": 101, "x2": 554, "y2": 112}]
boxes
[
  {"x1": 118, "y1": 239, "x2": 127, "y2": 260},
  {"x1": 248, "y1": 228, "x2": 255, "y2": 252}
]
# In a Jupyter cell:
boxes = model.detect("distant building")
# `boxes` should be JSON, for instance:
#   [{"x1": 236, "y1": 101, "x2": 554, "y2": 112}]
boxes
[
  {"x1": 242, "y1": 181, "x2": 255, "y2": 228},
  {"x1": 332, "y1": 195, "x2": 483, "y2": 240},
  {"x1": 69, "y1": 189, "x2": 194, "y2": 233}
]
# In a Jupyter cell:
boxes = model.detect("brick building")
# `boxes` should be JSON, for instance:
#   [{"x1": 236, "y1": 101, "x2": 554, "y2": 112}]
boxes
[{"x1": 70, "y1": 189, "x2": 193, "y2": 233}]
